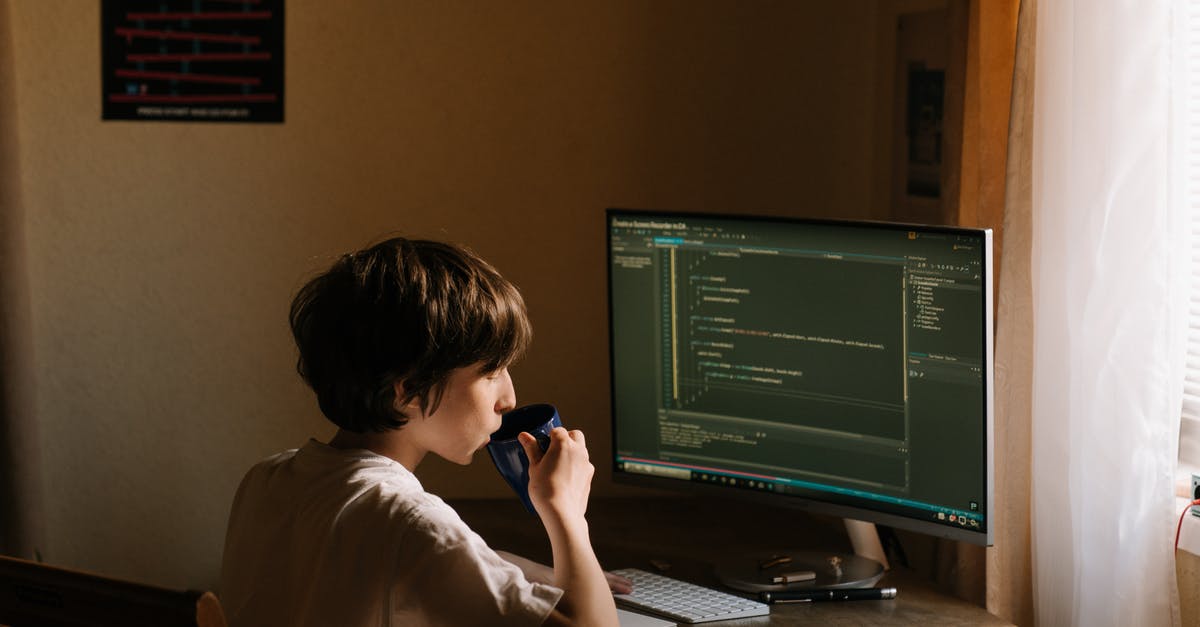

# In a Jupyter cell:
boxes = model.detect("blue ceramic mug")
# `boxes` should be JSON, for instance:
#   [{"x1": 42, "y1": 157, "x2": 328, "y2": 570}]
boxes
[{"x1": 487, "y1": 404, "x2": 562, "y2": 514}]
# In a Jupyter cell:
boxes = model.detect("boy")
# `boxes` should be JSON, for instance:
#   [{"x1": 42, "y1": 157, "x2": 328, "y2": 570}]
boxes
[{"x1": 220, "y1": 237, "x2": 620, "y2": 626}]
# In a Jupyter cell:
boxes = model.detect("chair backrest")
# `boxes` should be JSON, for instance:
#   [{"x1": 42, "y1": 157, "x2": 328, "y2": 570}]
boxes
[{"x1": 0, "y1": 555, "x2": 226, "y2": 627}]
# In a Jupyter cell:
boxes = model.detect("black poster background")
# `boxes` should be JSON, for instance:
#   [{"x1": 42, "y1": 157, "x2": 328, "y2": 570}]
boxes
[{"x1": 101, "y1": 0, "x2": 284, "y2": 123}]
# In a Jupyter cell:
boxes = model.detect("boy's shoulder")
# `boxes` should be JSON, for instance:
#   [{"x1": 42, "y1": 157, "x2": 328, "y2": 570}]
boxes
[
  {"x1": 239, "y1": 441, "x2": 423, "y2": 514},
  {"x1": 262, "y1": 440, "x2": 468, "y2": 527}
]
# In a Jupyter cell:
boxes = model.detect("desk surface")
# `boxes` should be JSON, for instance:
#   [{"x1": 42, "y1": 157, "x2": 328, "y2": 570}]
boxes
[{"x1": 451, "y1": 497, "x2": 1012, "y2": 626}]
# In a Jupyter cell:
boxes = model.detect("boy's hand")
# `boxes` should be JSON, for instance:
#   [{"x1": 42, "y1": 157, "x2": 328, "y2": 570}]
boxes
[
  {"x1": 519, "y1": 428, "x2": 619, "y2": 626},
  {"x1": 518, "y1": 427, "x2": 594, "y2": 524}
]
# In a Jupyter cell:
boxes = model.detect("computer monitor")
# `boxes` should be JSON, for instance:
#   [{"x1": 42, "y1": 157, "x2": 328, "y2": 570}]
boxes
[{"x1": 607, "y1": 208, "x2": 993, "y2": 588}]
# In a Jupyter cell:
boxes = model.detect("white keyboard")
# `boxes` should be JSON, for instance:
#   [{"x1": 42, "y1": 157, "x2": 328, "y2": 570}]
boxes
[{"x1": 612, "y1": 568, "x2": 770, "y2": 624}]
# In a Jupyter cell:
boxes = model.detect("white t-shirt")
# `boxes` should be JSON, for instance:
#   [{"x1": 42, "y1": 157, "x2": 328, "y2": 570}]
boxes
[{"x1": 220, "y1": 440, "x2": 563, "y2": 626}]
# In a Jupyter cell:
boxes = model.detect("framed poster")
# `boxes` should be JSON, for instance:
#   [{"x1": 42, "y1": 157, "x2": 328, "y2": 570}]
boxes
[{"x1": 101, "y1": 0, "x2": 284, "y2": 123}]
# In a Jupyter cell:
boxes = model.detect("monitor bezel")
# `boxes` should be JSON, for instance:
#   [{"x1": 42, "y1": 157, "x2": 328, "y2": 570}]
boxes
[{"x1": 605, "y1": 207, "x2": 995, "y2": 547}]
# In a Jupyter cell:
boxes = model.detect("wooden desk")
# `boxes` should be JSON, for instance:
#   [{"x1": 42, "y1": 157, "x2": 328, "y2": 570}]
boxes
[{"x1": 452, "y1": 497, "x2": 1012, "y2": 626}]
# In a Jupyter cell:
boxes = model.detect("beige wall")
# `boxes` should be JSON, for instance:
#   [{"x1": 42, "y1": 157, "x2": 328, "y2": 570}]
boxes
[{"x1": 8, "y1": 2, "x2": 893, "y2": 590}]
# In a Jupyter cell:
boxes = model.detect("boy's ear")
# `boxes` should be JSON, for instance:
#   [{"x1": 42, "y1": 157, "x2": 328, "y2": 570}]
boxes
[
  {"x1": 392, "y1": 380, "x2": 409, "y2": 413},
  {"x1": 392, "y1": 379, "x2": 423, "y2": 416}
]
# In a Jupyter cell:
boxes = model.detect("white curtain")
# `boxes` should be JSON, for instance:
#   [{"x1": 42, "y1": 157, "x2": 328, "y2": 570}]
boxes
[{"x1": 1029, "y1": 0, "x2": 1186, "y2": 625}]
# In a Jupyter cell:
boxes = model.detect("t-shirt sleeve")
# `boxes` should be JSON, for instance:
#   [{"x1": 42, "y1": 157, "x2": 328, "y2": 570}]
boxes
[{"x1": 390, "y1": 499, "x2": 563, "y2": 626}]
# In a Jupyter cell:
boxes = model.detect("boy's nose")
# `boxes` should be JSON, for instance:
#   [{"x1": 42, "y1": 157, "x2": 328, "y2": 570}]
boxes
[{"x1": 496, "y1": 370, "x2": 516, "y2": 414}]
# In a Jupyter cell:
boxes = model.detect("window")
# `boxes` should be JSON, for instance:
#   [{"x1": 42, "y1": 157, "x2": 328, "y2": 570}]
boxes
[{"x1": 1177, "y1": 0, "x2": 1200, "y2": 472}]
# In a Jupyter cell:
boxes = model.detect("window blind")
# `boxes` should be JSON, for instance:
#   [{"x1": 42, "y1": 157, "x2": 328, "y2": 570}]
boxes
[{"x1": 1178, "y1": 0, "x2": 1200, "y2": 464}]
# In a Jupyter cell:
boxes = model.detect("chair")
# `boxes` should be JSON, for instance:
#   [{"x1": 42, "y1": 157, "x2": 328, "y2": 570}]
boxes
[{"x1": 0, "y1": 554, "x2": 226, "y2": 627}]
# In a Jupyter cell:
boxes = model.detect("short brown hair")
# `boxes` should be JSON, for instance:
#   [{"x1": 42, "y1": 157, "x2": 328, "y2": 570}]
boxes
[{"x1": 288, "y1": 237, "x2": 532, "y2": 432}]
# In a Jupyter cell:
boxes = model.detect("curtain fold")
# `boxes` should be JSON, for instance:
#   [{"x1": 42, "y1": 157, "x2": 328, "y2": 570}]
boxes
[
  {"x1": 988, "y1": 0, "x2": 1035, "y2": 624},
  {"x1": 1029, "y1": 0, "x2": 1184, "y2": 624},
  {"x1": 0, "y1": 0, "x2": 42, "y2": 560}
]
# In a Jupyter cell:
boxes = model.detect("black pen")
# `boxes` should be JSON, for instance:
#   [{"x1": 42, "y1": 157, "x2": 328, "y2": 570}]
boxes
[{"x1": 759, "y1": 587, "x2": 898, "y2": 604}]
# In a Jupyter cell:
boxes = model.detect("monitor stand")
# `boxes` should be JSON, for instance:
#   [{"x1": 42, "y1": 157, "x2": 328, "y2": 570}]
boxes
[{"x1": 713, "y1": 519, "x2": 888, "y2": 592}]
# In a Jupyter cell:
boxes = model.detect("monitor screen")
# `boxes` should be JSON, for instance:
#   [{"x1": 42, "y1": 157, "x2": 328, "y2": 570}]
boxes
[{"x1": 607, "y1": 209, "x2": 993, "y2": 546}]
